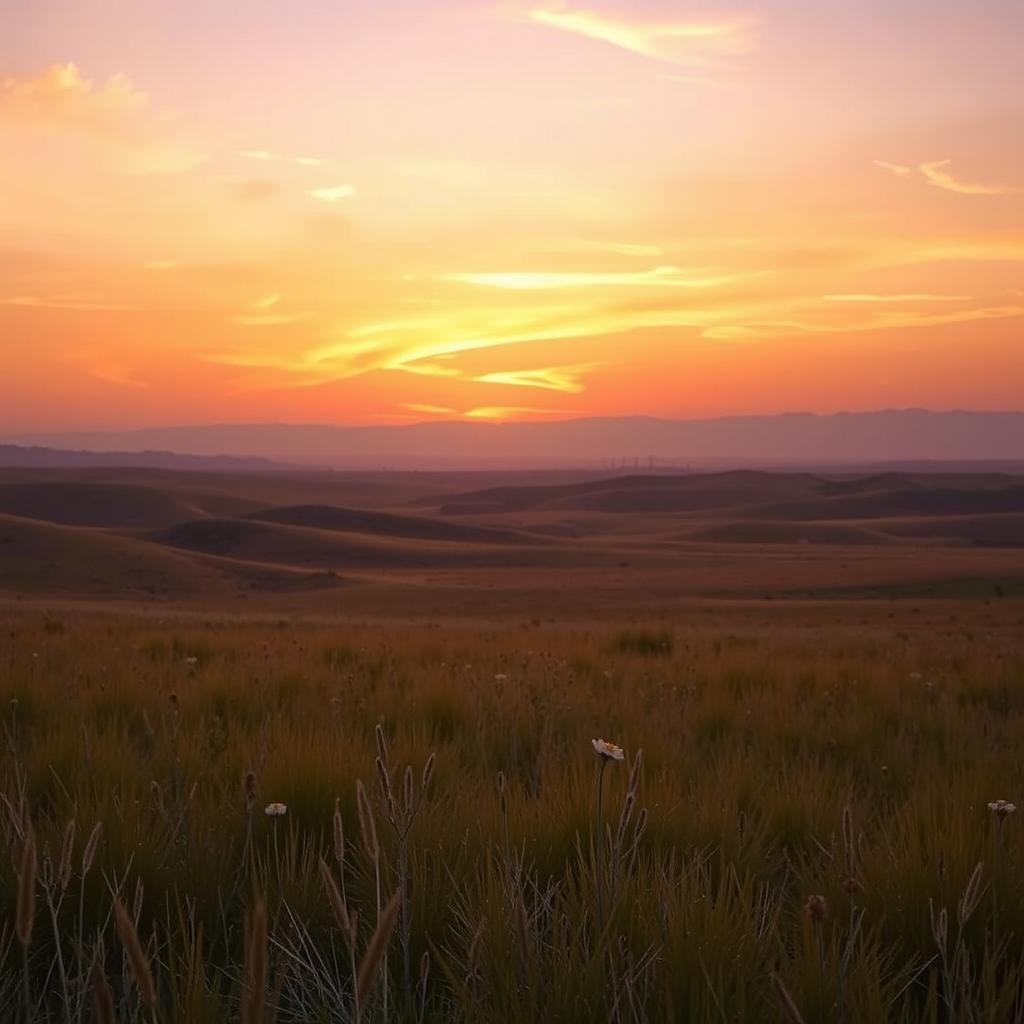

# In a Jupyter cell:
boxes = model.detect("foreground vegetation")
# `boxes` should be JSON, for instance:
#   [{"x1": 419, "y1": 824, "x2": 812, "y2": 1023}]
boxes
[{"x1": 2, "y1": 604, "x2": 1024, "y2": 1021}]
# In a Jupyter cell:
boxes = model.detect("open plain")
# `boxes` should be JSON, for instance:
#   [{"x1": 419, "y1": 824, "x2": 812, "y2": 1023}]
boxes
[{"x1": 1, "y1": 468, "x2": 1024, "y2": 1021}]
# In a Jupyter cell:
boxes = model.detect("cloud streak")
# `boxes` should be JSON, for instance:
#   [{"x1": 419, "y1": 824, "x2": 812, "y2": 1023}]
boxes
[
  {"x1": 528, "y1": 4, "x2": 754, "y2": 67},
  {"x1": 445, "y1": 266, "x2": 745, "y2": 290},
  {"x1": 824, "y1": 293, "x2": 971, "y2": 302},
  {"x1": 474, "y1": 362, "x2": 600, "y2": 393},
  {"x1": 308, "y1": 184, "x2": 356, "y2": 203},
  {"x1": 875, "y1": 157, "x2": 1019, "y2": 196},
  {"x1": 919, "y1": 160, "x2": 1020, "y2": 196}
]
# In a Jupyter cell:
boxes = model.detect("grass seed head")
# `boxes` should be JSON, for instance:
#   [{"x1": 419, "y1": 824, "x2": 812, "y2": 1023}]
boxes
[
  {"x1": 356, "y1": 780, "x2": 379, "y2": 861},
  {"x1": 58, "y1": 817, "x2": 76, "y2": 891},
  {"x1": 319, "y1": 858, "x2": 354, "y2": 947},
  {"x1": 91, "y1": 956, "x2": 116, "y2": 1024},
  {"x1": 332, "y1": 800, "x2": 345, "y2": 868},
  {"x1": 356, "y1": 890, "x2": 401, "y2": 1005},
  {"x1": 81, "y1": 821, "x2": 102, "y2": 878},
  {"x1": 114, "y1": 898, "x2": 156, "y2": 1010}
]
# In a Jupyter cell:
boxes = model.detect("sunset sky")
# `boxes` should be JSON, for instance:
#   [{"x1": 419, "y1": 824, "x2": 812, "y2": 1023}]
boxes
[{"x1": 2, "y1": 0, "x2": 1022, "y2": 431}]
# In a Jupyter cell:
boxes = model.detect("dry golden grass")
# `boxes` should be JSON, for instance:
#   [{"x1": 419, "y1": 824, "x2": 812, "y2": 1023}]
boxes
[{"x1": 1, "y1": 598, "x2": 1023, "y2": 1021}]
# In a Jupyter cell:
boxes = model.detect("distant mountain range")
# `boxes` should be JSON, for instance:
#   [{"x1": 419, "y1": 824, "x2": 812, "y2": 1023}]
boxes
[
  {"x1": 2, "y1": 410, "x2": 1022, "y2": 470},
  {"x1": 0, "y1": 445, "x2": 292, "y2": 472}
]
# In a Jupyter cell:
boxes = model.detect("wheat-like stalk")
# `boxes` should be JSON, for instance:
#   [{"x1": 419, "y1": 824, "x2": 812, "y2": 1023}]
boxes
[
  {"x1": 91, "y1": 953, "x2": 116, "y2": 1024},
  {"x1": 356, "y1": 780, "x2": 379, "y2": 861},
  {"x1": 332, "y1": 800, "x2": 345, "y2": 870},
  {"x1": 114, "y1": 898, "x2": 157, "y2": 1011},
  {"x1": 58, "y1": 817, "x2": 76, "y2": 892},
  {"x1": 356, "y1": 890, "x2": 401, "y2": 1006},
  {"x1": 319, "y1": 858, "x2": 355, "y2": 949},
  {"x1": 81, "y1": 821, "x2": 102, "y2": 878}
]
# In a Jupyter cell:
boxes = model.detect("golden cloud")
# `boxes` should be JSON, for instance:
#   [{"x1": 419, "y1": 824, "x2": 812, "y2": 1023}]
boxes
[
  {"x1": 0, "y1": 63, "x2": 206, "y2": 173},
  {"x1": 474, "y1": 363, "x2": 599, "y2": 393}
]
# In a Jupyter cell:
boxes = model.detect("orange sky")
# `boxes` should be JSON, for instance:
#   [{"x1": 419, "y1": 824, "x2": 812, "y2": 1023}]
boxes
[{"x1": 1, "y1": 1, "x2": 1022, "y2": 431}]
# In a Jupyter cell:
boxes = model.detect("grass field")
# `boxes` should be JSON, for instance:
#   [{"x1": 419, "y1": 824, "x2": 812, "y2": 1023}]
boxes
[{"x1": 3, "y1": 598, "x2": 1024, "y2": 1022}]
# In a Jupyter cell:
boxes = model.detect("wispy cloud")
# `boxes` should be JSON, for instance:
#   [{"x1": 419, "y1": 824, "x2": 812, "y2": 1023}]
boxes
[
  {"x1": 474, "y1": 363, "x2": 599, "y2": 393},
  {"x1": 238, "y1": 149, "x2": 281, "y2": 162},
  {"x1": 527, "y1": 4, "x2": 754, "y2": 67},
  {"x1": 464, "y1": 405, "x2": 571, "y2": 419},
  {"x1": 875, "y1": 157, "x2": 1019, "y2": 196},
  {"x1": 919, "y1": 160, "x2": 1020, "y2": 196},
  {"x1": 0, "y1": 63, "x2": 205, "y2": 173},
  {"x1": 239, "y1": 149, "x2": 328, "y2": 167},
  {"x1": 873, "y1": 160, "x2": 912, "y2": 176},
  {"x1": 402, "y1": 403, "x2": 458, "y2": 416},
  {"x1": 445, "y1": 266, "x2": 744, "y2": 290},
  {"x1": 824, "y1": 293, "x2": 971, "y2": 302},
  {"x1": 545, "y1": 240, "x2": 663, "y2": 257},
  {"x1": 2, "y1": 294, "x2": 136, "y2": 312},
  {"x1": 228, "y1": 294, "x2": 312, "y2": 326},
  {"x1": 308, "y1": 184, "x2": 356, "y2": 203},
  {"x1": 705, "y1": 304, "x2": 1024, "y2": 340}
]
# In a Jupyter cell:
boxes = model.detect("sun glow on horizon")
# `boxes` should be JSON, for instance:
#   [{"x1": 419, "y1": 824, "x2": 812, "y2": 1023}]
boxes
[{"x1": 1, "y1": 1, "x2": 1022, "y2": 431}]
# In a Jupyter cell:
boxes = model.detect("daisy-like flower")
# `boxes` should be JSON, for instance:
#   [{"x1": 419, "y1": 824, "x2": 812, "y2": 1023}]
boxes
[
  {"x1": 592, "y1": 738, "x2": 625, "y2": 762},
  {"x1": 988, "y1": 799, "x2": 1017, "y2": 818},
  {"x1": 264, "y1": 802, "x2": 288, "y2": 817}
]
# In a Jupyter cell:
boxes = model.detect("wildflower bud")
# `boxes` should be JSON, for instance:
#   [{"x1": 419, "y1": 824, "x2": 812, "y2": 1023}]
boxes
[{"x1": 804, "y1": 894, "x2": 828, "y2": 924}]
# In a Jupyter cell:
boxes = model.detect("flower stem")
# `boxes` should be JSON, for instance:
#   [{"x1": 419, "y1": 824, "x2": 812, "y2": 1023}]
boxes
[{"x1": 595, "y1": 757, "x2": 608, "y2": 930}]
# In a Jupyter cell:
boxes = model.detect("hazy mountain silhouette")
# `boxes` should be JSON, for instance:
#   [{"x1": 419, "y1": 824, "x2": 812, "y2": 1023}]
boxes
[
  {"x1": 0, "y1": 445, "x2": 296, "y2": 471},
  {"x1": 3, "y1": 410, "x2": 1022, "y2": 470}
]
